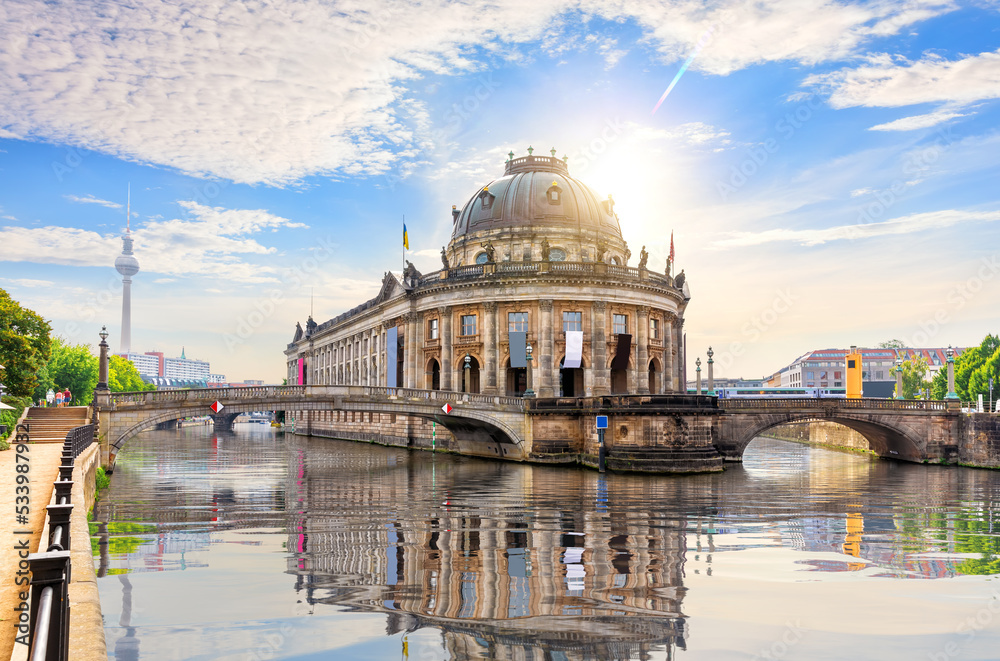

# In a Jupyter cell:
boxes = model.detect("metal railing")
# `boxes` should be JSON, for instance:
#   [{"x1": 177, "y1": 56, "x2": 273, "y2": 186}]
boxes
[
  {"x1": 718, "y1": 397, "x2": 954, "y2": 411},
  {"x1": 25, "y1": 425, "x2": 93, "y2": 660}
]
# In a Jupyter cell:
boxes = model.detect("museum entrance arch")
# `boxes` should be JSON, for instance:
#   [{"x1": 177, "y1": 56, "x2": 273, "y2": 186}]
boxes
[{"x1": 559, "y1": 356, "x2": 585, "y2": 397}]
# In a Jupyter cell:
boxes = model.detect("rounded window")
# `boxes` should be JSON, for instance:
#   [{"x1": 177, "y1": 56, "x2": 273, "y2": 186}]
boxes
[
  {"x1": 475, "y1": 252, "x2": 489, "y2": 265},
  {"x1": 549, "y1": 248, "x2": 567, "y2": 262}
]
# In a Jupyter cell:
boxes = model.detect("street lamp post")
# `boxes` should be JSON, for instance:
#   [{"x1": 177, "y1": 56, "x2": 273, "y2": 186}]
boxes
[
  {"x1": 524, "y1": 344, "x2": 535, "y2": 398},
  {"x1": 463, "y1": 353, "x2": 471, "y2": 394},
  {"x1": 945, "y1": 347, "x2": 959, "y2": 400},
  {"x1": 97, "y1": 326, "x2": 110, "y2": 391},
  {"x1": 895, "y1": 358, "x2": 904, "y2": 400},
  {"x1": 707, "y1": 346, "x2": 716, "y2": 396},
  {"x1": 695, "y1": 357, "x2": 702, "y2": 395}
]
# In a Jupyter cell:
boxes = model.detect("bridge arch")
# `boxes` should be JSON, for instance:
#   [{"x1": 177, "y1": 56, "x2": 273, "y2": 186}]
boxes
[{"x1": 721, "y1": 412, "x2": 925, "y2": 462}]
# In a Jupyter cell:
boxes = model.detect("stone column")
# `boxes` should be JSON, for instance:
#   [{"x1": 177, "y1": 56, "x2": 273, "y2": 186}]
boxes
[
  {"x1": 484, "y1": 301, "x2": 498, "y2": 394},
  {"x1": 405, "y1": 313, "x2": 417, "y2": 389},
  {"x1": 538, "y1": 299, "x2": 555, "y2": 398},
  {"x1": 415, "y1": 312, "x2": 425, "y2": 389},
  {"x1": 440, "y1": 306, "x2": 453, "y2": 391},
  {"x1": 707, "y1": 346, "x2": 715, "y2": 396},
  {"x1": 674, "y1": 318, "x2": 685, "y2": 392},
  {"x1": 662, "y1": 313, "x2": 673, "y2": 393},
  {"x1": 895, "y1": 358, "x2": 904, "y2": 400},
  {"x1": 636, "y1": 306, "x2": 650, "y2": 394},
  {"x1": 591, "y1": 301, "x2": 609, "y2": 395}
]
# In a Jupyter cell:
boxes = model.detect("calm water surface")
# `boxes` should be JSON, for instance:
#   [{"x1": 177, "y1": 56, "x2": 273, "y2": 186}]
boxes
[{"x1": 93, "y1": 424, "x2": 1000, "y2": 660}]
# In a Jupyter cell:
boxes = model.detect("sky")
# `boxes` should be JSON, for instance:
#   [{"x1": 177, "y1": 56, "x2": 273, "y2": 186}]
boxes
[{"x1": 1, "y1": 0, "x2": 999, "y2": 384}]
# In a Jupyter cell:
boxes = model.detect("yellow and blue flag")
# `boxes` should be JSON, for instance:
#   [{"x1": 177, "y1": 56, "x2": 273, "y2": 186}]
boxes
[{"x1": 403, "y1": 222, "x2": 409, "y2": 250}]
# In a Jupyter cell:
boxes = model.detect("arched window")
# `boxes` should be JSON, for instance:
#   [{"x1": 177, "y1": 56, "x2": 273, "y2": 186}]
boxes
[
  {"x1": 475, "y1": 252, "x2": 489, "y2": 264},
  {"x1": 549, "y1": 247, "x2": 566, "y2": 262},
  {"x1": 546, "y1": 181, "x2": 563, "y2": 205}
]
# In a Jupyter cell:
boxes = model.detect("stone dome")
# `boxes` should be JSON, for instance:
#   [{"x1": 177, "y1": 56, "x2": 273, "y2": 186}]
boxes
[{"x1": 449, "y1": 154, "x2": 623, "y2": 243}]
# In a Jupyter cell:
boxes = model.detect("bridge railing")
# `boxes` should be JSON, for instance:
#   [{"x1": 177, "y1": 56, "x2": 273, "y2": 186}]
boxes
[
  {"x1": 362, "y1": 386, "x2": 525, "y2": 410},
  {"x1": 110, "y1": 385, "x2": 307, "y2": 407},
  {"x1": 719, "y1": 397, "x2": 953, "y2": 410},
  {"x1": 107, "y1": 384, "x2": 526, "y2": 411}
]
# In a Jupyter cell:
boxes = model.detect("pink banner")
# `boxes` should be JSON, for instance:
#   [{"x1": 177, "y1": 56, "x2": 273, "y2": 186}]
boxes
[{"x1": 297, "y1": 357, "x2": 304, "y2": 385}]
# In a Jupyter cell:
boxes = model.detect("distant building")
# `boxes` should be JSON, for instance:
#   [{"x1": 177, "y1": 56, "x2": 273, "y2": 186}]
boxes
[
  {"x1": 209, "y1": 373, "x2": 227, "y2": 383},
  {"x1": 123, "y1": 347, "x2": 211, "y2": 383},
  {"x1": 243, "y1": 379, "x2": 264, "y2": 385},
  {"x1": 163, "y1": 347, "x2": 210, "y2": 381},
  {"x1": 781, "y1": 347, "x2": 963, "y2": 389}
]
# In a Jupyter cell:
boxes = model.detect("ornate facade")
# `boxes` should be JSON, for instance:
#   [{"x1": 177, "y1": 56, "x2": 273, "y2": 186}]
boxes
[{"x1": 286, "y1": 151, "x2": 689, "y2": 398}]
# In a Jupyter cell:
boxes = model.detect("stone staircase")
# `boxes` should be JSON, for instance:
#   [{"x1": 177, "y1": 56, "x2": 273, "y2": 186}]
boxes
[{"x1": 21, "y1": 406, "x2": 90, "y2": 443}]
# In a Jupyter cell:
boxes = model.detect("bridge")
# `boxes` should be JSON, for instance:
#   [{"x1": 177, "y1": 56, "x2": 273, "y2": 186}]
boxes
[{"x1": 92, "y1": 386, "x2": 990, "y2": 472}]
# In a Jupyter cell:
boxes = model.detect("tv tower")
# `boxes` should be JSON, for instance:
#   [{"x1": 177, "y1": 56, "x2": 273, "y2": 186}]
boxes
[{"x1": 114, "y1": 185, "x2": 140, "y2": 354}]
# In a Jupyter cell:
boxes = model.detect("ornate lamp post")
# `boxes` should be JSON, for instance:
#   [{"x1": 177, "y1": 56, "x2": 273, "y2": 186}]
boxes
[
  {"x1": 945, "y1": 347, "x2": 959, "y2": 400},
  {"x1": 695, "y1": 357, "x2": 702, "y2": 395},
  {"x1": 97, "y1": 326, "x2": 110, "y2": 391},
  {"x1": 895, "y1": 358, "x2": 904, "y2": 400},
  {"x1": 524, "y1": 344, "x2": 535, "y2": 398},
  {"x1": 707, "y1": 346, "x2": 716, "y2": 396},
  {"x1": 463, "y1": 353, "x2": 471, "y2": 394}
]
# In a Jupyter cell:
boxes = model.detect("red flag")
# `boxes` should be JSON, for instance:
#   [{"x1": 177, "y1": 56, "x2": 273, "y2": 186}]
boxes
[{"x1": 669, "y1": 231, "x2": 675, "y2": 262}]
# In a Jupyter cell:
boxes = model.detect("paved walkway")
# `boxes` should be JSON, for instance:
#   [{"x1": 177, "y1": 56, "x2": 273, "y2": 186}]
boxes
[{"x1": 0, "y1": 440, "x2": 62, "y2": 660}]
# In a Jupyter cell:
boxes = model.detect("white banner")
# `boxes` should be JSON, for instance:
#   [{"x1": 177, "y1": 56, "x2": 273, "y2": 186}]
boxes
[{"x1": 564, "y1": 330, "x2": 583, "y2": 368}]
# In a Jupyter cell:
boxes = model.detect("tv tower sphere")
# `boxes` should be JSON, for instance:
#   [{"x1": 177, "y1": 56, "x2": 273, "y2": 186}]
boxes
[{"x1": 115, "y1": 233, "x2": 140, "y2": 276}]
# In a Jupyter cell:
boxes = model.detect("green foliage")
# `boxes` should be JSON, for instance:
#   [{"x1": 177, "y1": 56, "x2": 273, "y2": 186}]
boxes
[
  {"x1": 96, "y1": 465, "x2": 111, "y2": 491},
  {"x1": 877, "y1": 339, "x2": 906, "y2": 349},
  {"x1": 0, "y1": 288, "x2": 52, "y2": 400},
  {"x1": 108, "y1": 355, "x2": 155, "y2": 392},
  {"x1": 0, "y1": 394, "x2": 31, "y2": 446},
  {"x1": 929, "y1": 334, "x2": 1000, "y2": 402},
  {"x1": 40, "y1": 337, "x2": 99, "y2": 405},
  {"x1": 897, "y1": 356, "x2": 931, "y2": 399}
]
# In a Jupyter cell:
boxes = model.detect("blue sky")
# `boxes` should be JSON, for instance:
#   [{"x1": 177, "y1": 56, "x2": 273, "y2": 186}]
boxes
[{"x1": 2, "y1": 0, "x2": 999, "y2": 383}]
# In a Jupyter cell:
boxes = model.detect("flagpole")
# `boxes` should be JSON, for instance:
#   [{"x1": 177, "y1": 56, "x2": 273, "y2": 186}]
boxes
[{"x1": 403, "y1": 214, "x2": 406, "y2": 273}]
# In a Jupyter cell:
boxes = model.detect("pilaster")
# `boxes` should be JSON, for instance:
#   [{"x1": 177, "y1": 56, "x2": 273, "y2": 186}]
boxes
[
  {"x1": 637, "y1": 305, "x2": 650, "y2": 394},
  {"x1": 484, "y1": 301, "x2": 498, "y2": 394},
  {"x1": 591, "y1": 300, "x2": 609, "y2": 395},
  {"x1": 538, "y1": 299, "x2": 554, "y2": 398},
  {"x1": 439, "y1": 306, "x2": 453, "y2": 391}
]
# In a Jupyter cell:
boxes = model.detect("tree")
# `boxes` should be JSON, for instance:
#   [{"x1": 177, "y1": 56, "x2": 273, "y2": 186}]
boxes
[
  {"x1": 44, "y1": 337, "x2": 98, "y2": 405},
  {"x1": 877, "y1": 339, "x2": 906, "y2": 349},
  {"x1": 0, "y1": 288, "x2": 52, "y2": 400},
  {"x1": 897, "y1": 356, "x2": 930, "y2": 399},
  {"x1": 108, "y1": 355, "x2": 155, "y2": 392},
  {"x1": 929, "y1": 335, "x2": 1000, "y2": 401}
]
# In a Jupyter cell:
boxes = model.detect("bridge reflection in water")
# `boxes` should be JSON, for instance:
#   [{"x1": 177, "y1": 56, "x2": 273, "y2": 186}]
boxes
[{"x1": 285, "y1": 437, "x2": 690, "y2": 660}]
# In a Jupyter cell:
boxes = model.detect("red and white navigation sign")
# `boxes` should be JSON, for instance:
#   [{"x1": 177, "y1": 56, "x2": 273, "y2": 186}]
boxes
[
  {"x1": 211, "y1": 401, "x2": 224, "y2": 413},
  {"x1": 441, "y1": 403, "x2": 453, "y2": 414}
]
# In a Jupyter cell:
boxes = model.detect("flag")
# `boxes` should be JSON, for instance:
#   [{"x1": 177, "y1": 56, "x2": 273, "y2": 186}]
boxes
[
  {"x1": 403, "y1": 222, "x2": 409, "y2": 250},
  {"x1": 669, "y1": 230, "x2": 675, "y2": 263}
]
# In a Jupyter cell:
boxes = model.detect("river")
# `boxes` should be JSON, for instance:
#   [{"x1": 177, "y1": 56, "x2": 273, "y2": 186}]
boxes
[{"x1": 92, "y1": 424, "x2": 1000, "y2": 660}]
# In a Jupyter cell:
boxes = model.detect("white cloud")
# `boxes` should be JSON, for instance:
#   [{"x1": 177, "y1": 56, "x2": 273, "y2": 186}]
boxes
[
  {"x1": 868, "y1": 109, "x2": 967, "y2": 131},
  {"x1": 0, "y1": 201, "x2": 308, "y2": 283},
  {"x1": 0, "y1": 1, "x2": 956, "y2": 186},
  {"x1": 807, "y1": 49, "x2": 1000, "y2": 109},
  {"x1": 588, "y1": 0, "x2": 954, "y2": 75},
  {"x1": 63, "y1": 194, "x2": 123, "y2": 209},
  {"x1": 712, "y1": 209, "x2": 1000, "y2": 248},
  {"x1": 0, "y1": 277, "x2": 55, "y2": 288}
]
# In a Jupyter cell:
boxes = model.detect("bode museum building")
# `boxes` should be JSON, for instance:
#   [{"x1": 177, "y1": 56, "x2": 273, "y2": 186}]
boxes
[{"x1": 285, "y1": 149, "x2": 690, "y2": 408}]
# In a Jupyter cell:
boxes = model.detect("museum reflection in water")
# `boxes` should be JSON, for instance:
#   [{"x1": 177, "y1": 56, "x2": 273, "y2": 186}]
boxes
[
  {"x1": 93, "y1": 429, "x2": 1000, "y2": 660},
  {"x1": 284, "y1": 441, "x2": 692, "y2": 660}
]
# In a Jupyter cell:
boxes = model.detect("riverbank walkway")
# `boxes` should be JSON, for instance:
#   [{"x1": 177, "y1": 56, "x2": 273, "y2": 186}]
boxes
[
  {"x1": 1, "y1": 407, "x2": 106, "y2": 661},
  {"x1": 0, "y1": 441, "x2": 61, "y2": 660}
]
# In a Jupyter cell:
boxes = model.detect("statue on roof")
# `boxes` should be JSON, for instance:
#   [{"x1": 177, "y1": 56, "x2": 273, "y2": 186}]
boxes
[
  {"x1": 481, "y1": 239, "x2": 496, "y2": 263},
  {"x1": 673, "y1": 269, "x2": 686, "y2": 290},
  {"x1": 440, "y1": 246, "x2": 449, "y2": 270},
  {"x1": 624, "y1": 246, "x2": 631, "y2": 266},
  {"x1": 595, "y1": 238, "x2": 608, "y2": 263},
  {"x1": 540, "y1": 238, "x2": 551, "y2": 262},
  {"x1": 638, "y1": 245, "x2": 648, "y2": 270},
  {"x1": 293, "y1": 322, "x2": 303, "y2": 343}
]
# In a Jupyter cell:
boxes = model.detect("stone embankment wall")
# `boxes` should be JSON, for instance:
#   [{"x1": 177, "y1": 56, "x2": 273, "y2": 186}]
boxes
[
  {"x1": 68, "y1": 444, "x2": 106, "y2": 660},
  {"x1": 959, "y1": 413, "x2": 1000, "y2": 468},
  {"x1": 293, "y1": 410, "x2": 456, "y2": 451},
  {"x1": 761, "y1": 422, "x2": 872, "y2": 453}
]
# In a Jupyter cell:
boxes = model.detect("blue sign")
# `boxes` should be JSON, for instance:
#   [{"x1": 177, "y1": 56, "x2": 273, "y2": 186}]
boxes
[{"x1": 596, "y1": 415, "x2": 608, "y2": 429}]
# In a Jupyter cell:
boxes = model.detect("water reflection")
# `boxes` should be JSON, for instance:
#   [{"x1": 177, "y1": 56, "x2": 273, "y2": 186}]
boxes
[
  {"x1": 93, "y1": 428, "x2": 1000, "y2": 660},
  {"x1": 286, "y1": 439, "x2": 689, "y2": 659}
]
